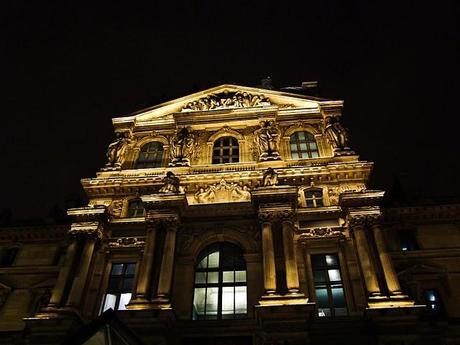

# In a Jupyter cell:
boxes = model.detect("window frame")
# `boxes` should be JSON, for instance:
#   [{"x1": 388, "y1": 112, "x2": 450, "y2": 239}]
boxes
[
  {"x1": 212, "y1": 136, "x2": 240, "y2": 164},
  {"x1": 289, "y1": 131, "x2": 319, "y2": 159},
  {"x1": 311, "y1": 253, "x2": 348, "y2": 317},
  {"x1": 135, "y1": 141, "x2": 164, "y2": 169},
  {"x1": 101, "y1": 262, "x2": 136, "y2": 313},
  {"x1": 192, "y1": 243, "x2": 247, "y2": 320},
  {"x1": 126, "y1": 199, "x2": 146, "y2": 218}
]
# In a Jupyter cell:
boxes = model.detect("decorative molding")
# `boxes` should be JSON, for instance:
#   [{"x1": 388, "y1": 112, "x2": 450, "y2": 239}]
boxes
[
  {"x1": 299, "y1": 227, "x2": 343, "y2": 239},
  {"x1": 191, "y1": 179, "x2": 251, "y2": 204},
  {"x1": 108, "y1": 237, "x2": 146, "y2": 248},
  {"x1": 68, "y1": 222, "x2": 103, "y2": 240},
  {"x1": 181, "y1": 91, "x2": 271, "y2": 112}
]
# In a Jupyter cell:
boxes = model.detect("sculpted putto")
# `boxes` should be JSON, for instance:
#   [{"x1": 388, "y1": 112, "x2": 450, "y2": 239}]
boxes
[
  {"x1": 104, "y1": 131, "x2": 131, "y2": 170},
  {"x1": 254, "y1": 120, "x2": 281, "y2": 161},
  {"x1": 169, "y1": 127, "x2": 195, "y2": 166}
]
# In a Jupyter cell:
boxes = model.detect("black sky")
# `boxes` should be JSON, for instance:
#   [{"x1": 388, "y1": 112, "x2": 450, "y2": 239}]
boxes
[{"x1": 1, "y1": 1, "x2": 459, "y2": 221}]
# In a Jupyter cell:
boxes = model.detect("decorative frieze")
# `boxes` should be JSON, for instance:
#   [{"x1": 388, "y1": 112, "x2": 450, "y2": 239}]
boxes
[
  {"x1": 299, "y1": 227, "x2": 343, "y2": 239},
  {"x1": 108, "y1": 237, "x2": 146, "y2": 248},
  {"x1": 192, "y1": 179, "x2": 251, "y2": 204},
  {"x1": 68, "y1": 222, "x2": 104, "y2": 240}
]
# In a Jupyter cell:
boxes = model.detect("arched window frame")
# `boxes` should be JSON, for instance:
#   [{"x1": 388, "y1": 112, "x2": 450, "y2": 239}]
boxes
[
  {"x1": 134, "y1": 141, "x2": 165, "y2": 169},
  {"x1": 289, "y1": 130, "x2": 320, "y2": 159},
  {"x1": 206, "y1": 128, "x2": 245, "y2": 165},
  {"x1": 192, "y1": 243, "x2": 247, "y2": 320},
  {"x1": 212, "y1": 136, "x2": 240, "y2": 164}
]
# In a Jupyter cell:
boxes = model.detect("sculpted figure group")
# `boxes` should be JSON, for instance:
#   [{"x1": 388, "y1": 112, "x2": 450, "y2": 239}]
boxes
[
  {"x1": 104, "y1": 131, "x2": 132, "y2": 170},
  {"x1": 169, "y1": 127, "x2": 195, "y2": 167},
  {"x1": 324, "y1": 116, "x2": 351, "y2": 152},
  {"x1": 182, "y1": 91, "x2": 271, "y2": 112}
]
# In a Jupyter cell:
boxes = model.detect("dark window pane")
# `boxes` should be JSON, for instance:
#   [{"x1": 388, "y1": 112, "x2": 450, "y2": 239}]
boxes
[
  {"x1": 332, "y1": 287, "x2": 346, "y2": 308},
  {"x1": 311, "y1": 255, "x2": 326, "y2": 269},
  {"x1": 212, "y1": 137, "x2": 239, "y2": 164},
  {"x1": 315, "y1": 288, "x2": 329, "y2": 308},
  {"x1": 313, "y1": 270, "x2": 327, "y2": 283},
  {"x1": 111, "y1": 264, "x2": 124, "y2": 275},
  {"x1": 123, "y1": 277, "x2": 134, "y2": 290},
  {"x1": 290, "y1": 131, "x2": 319, "y2": 159},
  {"x1": 108, "y1": 277, "x2": 120, "y2": 290},
  {"x1": 125, "y1": 263, "x2": 136, "y2": 275}
]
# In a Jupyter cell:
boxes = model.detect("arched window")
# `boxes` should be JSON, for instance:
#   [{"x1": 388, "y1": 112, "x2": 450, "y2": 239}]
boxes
[
  {"x1": 127, "y1": 199, "x2": 145, "y2": 217},
  {"x1": 193, "y1": 243, "x2": 247, "y2": 320},
  {"x1": 135, "y1": 142, "x2": 164, "y2": 168},
  {"x1": 290, "y1": 131, "x2": 319, "y2": 159},
  {"x1": 304, "y1": 188, "x2": 324, "y2": 207},
  {"x1": 212, "y1": 137, "x2": 239, "y2": 164}
]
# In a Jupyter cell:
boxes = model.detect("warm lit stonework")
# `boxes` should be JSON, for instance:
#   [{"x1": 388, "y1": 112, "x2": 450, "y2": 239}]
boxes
[{"x1": 1, "y1": 84, "x2": 460, "y2": 344}]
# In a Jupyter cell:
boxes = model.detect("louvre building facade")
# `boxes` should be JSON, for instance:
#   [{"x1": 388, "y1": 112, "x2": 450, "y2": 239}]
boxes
[{"x1": 1, "y1": 85, "x2": 460, "y2": 345}]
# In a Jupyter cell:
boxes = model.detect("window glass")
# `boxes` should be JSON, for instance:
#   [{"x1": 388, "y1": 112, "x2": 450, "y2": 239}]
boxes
[
  {"x1": 312, "y1": 254, "x2": 347, "y2": 317},
  {"x1": 304, "y1": 189, "x2": 324, "y2": 208},
  {"x1": 127, "y1": 199, "x2": 145, "y2": 218},
  {"x1": 399, "y1": 230, "x2": 419, "y2": 251},
  {"x1": 290, "y1": 131, "x2": 319, "y2": 159},
  {"x1": 101, "y1": 262, "x2": 136, "y2": 313},
  {"x1": 193, "y1": 243, "x2": 247, "y2": 320},
  {"x1": 135, "y1": 141, "x2": 164, "y2": 168},
  {"x1": 212, "y1": 137, "x2": 239, "y2": 164},
  {"x1": 424, "y1": 289, "x2": 444, "y2": 315}
]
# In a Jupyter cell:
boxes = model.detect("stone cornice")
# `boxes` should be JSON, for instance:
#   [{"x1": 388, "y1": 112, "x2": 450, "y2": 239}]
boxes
[{"x1": 340, "y1": 190, "x2": 385, "y2": 207}]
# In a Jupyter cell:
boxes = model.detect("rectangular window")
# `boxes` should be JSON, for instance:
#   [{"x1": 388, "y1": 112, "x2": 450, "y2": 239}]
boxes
[
  {"x1": 311, "y1": 254, "x2": 347, "y2": 317},
  {"x1": 101, "y1": 262, "x2": 136, "y2": 313}
]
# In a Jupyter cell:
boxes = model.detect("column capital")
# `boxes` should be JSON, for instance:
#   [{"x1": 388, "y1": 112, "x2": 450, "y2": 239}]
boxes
[
  {"x1": 146, "y1": 209, "x2": 180, "y2": 229},
  {"x1": 347, "y1": 215, "x2": 367, "y2": 231}
]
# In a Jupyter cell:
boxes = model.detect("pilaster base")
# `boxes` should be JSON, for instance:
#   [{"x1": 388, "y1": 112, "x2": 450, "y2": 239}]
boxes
[
  {"x1": 367, "y1": 295, "x2": 416, "y2": 309},
  {"x1": 258, "y1": 293, "x2": 308, "y2": 306}
]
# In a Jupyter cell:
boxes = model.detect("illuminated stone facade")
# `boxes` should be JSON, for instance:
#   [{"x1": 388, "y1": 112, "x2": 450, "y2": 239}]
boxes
[{"x1": 1, "y1": 85, "x2": 460, "y2": 344}]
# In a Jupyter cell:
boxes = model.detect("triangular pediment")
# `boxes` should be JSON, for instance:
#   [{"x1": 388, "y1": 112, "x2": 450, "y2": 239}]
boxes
[{"x1": 112, "y1": 84, "x2": 340, "y2": 126}]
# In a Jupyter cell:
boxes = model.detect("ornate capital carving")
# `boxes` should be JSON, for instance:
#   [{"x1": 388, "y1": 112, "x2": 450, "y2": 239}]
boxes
[
  {"x1": 348, "y1": 216, "x2": 367, "y2": 231},
  {"x1": 146, "y1": 210, "x2": 180, "y2": 230},
  {"x1": 258, "y1": 207, "x2": 295, "y2": 224},
  {"x1": 68, "y1": 222, "x2": 103, "y2": 241}
]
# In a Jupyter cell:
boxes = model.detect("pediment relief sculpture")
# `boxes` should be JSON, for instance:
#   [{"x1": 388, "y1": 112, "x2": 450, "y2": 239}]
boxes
[
  {"x1": 181, "y1": 91, "x2": 271, "y2": 112},
  {"x1": 192, "y1": 179, "x2": 251, "y2": 204}
]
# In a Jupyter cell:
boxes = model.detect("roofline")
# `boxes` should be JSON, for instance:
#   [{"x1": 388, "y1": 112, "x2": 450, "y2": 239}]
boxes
[{"x1": 111, "y1": 84, "x2": 343, "y2": 124}]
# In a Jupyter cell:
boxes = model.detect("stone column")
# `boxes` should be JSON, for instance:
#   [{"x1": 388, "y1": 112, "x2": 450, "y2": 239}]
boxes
[
  {"x1": 350, "y1": 217, "x2": 382, "y2": 297},
  {"x1": 259, "y1": 215, "x2": 277, "y2": 295},
  {"x1": 154, "y1": 220, "x2": 178, "y2": 301},
  {"x1": 370, "y1": 218, "x2": 403, "y2": 296},
  {"x1": 281, "y1": 219, "x2": 300, "y2": 294},
  {"x1": 66, "y1": 237, "x2": 97, "y2": 307},
  {"x1": 133, "y1": 225, "x2": 157, "y2": 301},
  {"x1": 47, "y1": 239, "x2": 79, "y2": 308}
]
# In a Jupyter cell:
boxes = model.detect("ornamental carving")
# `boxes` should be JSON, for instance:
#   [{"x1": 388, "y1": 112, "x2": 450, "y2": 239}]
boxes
[
  {"x1": 262, "y1": 168, "x2": 278, "y2": 187},
  {"x1": 103, "y1": 131, "x2": 132, "y2": 171},
  {"x1": 159, "y1": 172, "x2": 182, "y2": 194},
  {"x1": 328, "y1": 184, "x2": 366, "y2": 205},
  {"x1": 69, "y1": 222, "x2": 103, "y2": 240},
  {"x1": 147, "y1": 211, "x2": 180, "y2": 229},
  {"x1": 109, "y1": 237, "x2": 146, "y2": 248},
  {"x1": 254, "y1": 120, "x2": 281, "y2": 161},
  {"x1": 299, "y1": 227, "x2": 343, "y2": 239},
  {"x1": 258, "y1": 208, "x2": 295, "y2": 223},
  {"x1": 181, "y1": 91, "x2": 271, "y2": 112},
  {"x1": 108, "y1": 199, "x2": 123, "y2": 218},
  {"x1": 193, "y1": 179, "x2": 251, "y2": 204},
  {"x1": 169, "y1": 127, "x2": 196, "y2": 167}
]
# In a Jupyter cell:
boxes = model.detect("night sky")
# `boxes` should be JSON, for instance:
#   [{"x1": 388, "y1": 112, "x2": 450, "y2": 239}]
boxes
[{"x1": 1, "y1": 2, "x2": 459, "y2": 222}]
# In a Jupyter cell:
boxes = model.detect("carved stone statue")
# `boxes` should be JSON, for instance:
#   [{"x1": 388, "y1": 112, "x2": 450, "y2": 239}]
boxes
[
  {"x1": 104, "y1": 131, "x2": 131, "y2": 170},
  {"x1": 159, "y1": 172, "x2": 181, "y2": 193},
  {"x1": 262, "y1": 167, "x2": 278, "y2": 187},
  {"x1": 254, "y1": 120, "x2": 281, "y2": 161},
  {"x1": 170, "y1": 127, "x2": 195, "y2": 166},
  {"x1": 324, "y1": 116, "x2": 351, "y2": 151}
]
